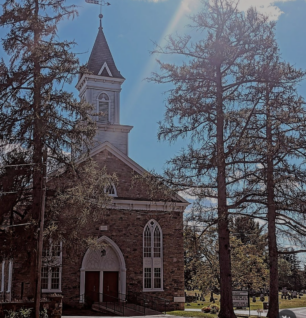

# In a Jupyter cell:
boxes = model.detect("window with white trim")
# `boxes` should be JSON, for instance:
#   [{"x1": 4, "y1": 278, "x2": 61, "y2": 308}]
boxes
[
  {"x1": 97, "y1": 93, "x2": 110, "y2": 124},
  {"x1": 0, "y1": 260, "x2": 13, "y2": 301},
  {"x1": 143, "y1": 220, "x2": 163, "y2": 291},
  {"x1": 42, "y1": 241, "x2": 62, "y2": 293}
]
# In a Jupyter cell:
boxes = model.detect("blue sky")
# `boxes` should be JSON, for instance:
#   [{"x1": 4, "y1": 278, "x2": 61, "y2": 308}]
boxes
[
  {"x1": 61, "y1": 0, "x2": 306, "y2": 174},
  {"x1": 1, "y1": 0, "x2": 306, "y2": 173},
  {"x1": 0, "y1": 0, "x2": 306, "y2": 260}
]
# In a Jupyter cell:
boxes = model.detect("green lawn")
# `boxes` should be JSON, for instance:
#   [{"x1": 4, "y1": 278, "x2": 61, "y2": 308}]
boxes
[
  {"x1": 184, "y1": 292, "x2": 306, "y2": 310},
  {"x1": 167, "y1": 312, "x2": 258, "y2": 318},
  {"x1": 167, "y1": 312, "x2": 215, "y2": 318}
]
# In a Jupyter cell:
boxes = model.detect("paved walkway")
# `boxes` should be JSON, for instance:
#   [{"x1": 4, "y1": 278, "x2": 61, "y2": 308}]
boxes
[
  {"x1": 185, "y1": 307, "x2": 306, "y2": 317},
  {"x1": 64, "y1": 316, "x2": 171, "y2": 318},
  {"x1": 186, "y1": 308, "x2": 266, "y2": 315},
  {"x1": 64, "y1": 307, "x2": 306, "y2": 318},
  {"x1": 289, "y1": 307, "x2": 306, "y2": 318}
]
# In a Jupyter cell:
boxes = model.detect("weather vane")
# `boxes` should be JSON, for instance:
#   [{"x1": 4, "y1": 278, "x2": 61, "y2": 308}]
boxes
[{"x1": 85, "y1": 0, "x2": 111, "y2": 23}]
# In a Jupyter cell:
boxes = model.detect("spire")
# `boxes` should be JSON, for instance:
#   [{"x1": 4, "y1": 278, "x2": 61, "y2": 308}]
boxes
[{"x1": 87, "y1": 15, "x2": 124, "y2": 79}]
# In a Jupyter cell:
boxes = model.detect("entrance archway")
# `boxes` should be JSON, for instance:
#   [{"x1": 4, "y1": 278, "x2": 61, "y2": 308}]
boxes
[{"x1": 79, "y1": 236, "x2": 126, "y2": 303}]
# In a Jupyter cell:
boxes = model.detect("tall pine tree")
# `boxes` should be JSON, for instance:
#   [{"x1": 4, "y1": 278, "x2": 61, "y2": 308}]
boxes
[
  {"x1": 233, "y1": 53, "x2": 306, "y2": 317},
  {"x1": 150, "y1": 1, "x2": 277, "y2": 316},
  {"x1": 0, "y1": 0, "x2": 96, "y2": 315}
]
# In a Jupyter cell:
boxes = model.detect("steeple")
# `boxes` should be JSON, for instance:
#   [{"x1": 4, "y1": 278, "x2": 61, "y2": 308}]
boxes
[
  {"x1": 76, "y1": 14, "x2": 132, "y2": 156},
  {"x1": 87, "y1": 14, "x2": 124, "y2": 79}
]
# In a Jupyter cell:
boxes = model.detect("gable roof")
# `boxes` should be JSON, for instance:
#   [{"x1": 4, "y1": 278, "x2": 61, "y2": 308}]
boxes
[
  {"x1": 88, "y1": 142, "x2": 189, "y2": 205},
  {"x1": 90, "y1": 141, "x2": 146, "y2": 175},
  {"x1": 87, "y1": 25, "x2": 124, "y2": 79}
]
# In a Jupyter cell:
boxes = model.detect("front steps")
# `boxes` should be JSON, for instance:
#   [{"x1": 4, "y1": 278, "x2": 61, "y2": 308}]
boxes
[{"x1": 92, "y1": 302, "x2": 161, "y2": 316}]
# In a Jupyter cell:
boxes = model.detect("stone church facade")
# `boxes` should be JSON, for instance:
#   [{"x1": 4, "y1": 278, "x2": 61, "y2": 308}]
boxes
[{"x1": 1, "y1": 16, "x2": 188, "y2": 312}]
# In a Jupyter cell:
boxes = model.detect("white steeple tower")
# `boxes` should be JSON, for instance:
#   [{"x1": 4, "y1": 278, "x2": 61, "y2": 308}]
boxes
[{"x1": 76, "y1": 14, "x2": 133, "y2": 155}]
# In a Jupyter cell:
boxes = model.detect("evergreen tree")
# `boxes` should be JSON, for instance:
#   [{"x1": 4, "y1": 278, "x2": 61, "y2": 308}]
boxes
[
  {"x1": 151, "y1": 1, "x2": 276, "y2": 316},
  {"x1": 0, "y1": 147, "x2": 32, "y2": 226},
  {"x1": 0, "y1": 0, "x2": 96, "y2": 315},
  {"x1": 233, "y1": 51, "x2": 306, "y2": 317},
  {"x1": 230, "y1": 216, "x2": 266, "y2": 246}
]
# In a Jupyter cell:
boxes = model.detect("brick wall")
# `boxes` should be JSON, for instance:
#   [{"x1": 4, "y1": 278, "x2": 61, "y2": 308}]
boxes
[{"x1": 9, "y1": 148, "x2": 186, "y2": 311}]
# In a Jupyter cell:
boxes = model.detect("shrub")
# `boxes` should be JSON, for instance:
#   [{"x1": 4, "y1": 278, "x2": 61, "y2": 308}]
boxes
[
  {"x1": 201, "y1": 307, "x2": 211, "y2": 313},
  {"x1": 5, "y1": 310, "x2": 18, "y2": 318},
  {"x1": 5, "y1": 308, "x2": 35, "y2": 318},
  {"x1": 211, "y1": 305, "x2": 219, "y2": 312},
  {"x1": 19, "y1": 308, "x2": 32, "y2": 318}
]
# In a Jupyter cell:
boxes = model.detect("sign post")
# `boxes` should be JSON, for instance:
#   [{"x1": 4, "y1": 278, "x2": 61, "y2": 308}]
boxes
[{"x1": 232, "y1": 290, "x2": 250, "y2": 316}]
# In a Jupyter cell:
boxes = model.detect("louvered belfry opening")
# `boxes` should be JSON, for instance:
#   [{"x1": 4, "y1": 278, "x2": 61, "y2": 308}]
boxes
[{"x1": 98, "y1": 93, "x2": 109, "y2": 124}]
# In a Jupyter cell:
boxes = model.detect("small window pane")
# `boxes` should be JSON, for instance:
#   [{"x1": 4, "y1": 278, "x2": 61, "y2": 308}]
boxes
[
  {"x1": 144, "y1": 268, "x2": 151, "y2": 289},
  {"x1": 144, "y1": 226, "x2": 151, "y2": 257},
  {"x1": 154, "y1": 227, "x2": 161, "y2": 257},
  {"x1": 52, "y1": 243, "x2": 61, "y2": 257},
  {"x1": 41, "y1": 267, "x2": 49, "y2": 289},
  {"x1": 42, "y1": 243, "x2": 50, "y2": 257},
  {"x1": 51, "y1": 267, "x2": 60, "y2": 289},
  {"x1": 154, "y1": 268, "x2": 161, "y2": 289}
]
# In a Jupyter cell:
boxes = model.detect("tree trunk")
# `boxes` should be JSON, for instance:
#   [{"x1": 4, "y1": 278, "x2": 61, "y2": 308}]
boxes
[
  {"x1": 35, "y1": 150, "x2": 46, "y2": 318},
  {"x1": 216, "y1": 66, "x2": 236, "y2": 318},
  {"x1": 30, "y1": 1, "x2": 44, "y2": 317},
  {"x1": 266, "y1": 91, "x2": 279, "y2": 318}
]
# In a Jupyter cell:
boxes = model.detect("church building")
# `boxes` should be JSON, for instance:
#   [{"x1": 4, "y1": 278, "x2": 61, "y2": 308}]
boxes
[{"x1": 1, "y1": 13, "x2": 188, "y2": 314}]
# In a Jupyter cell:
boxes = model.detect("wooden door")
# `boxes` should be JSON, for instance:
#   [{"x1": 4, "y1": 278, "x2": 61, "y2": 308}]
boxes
[
  {"x1": 103, "y1": 271, "x2": 119, "y2": 302},
  {"x1": 85, "y1": 271, "x2": 100, "y2": 305}
]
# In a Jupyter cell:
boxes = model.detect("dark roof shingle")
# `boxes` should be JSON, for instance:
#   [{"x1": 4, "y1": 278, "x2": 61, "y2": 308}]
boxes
[{"x1": 87, "y1": 25, "x2": 124, "y2": 79}]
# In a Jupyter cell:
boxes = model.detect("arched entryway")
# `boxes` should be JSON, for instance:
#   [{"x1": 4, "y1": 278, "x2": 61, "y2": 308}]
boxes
[{"x1": 79, "y1": 236, "x2": 126, "y2": 303}]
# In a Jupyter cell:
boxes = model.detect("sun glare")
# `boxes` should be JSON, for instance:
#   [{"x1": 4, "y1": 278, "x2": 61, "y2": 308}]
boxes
[{"x1": 126, "y1": 0, "x2": 201, "y2": 110}]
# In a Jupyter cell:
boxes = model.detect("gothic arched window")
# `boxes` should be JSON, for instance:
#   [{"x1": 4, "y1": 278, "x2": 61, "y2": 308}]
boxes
[
  {"x1": 143, "y1": 220, "x2": 163, "y2": 291},
  {"x1": 98, "y1": 93, "x2": 109, "y2": 124},
  {"x1": 104, "y1": 182, "x2": 117, "y2": 197}
]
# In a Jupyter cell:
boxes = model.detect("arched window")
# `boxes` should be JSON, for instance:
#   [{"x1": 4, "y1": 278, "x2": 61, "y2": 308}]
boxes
[
  {"x1": 143, "y1": 220, "x2": 163, "y2": 291},
  {"x1": 98, "y1": 93, "x2": 109, "y2": 124},
  {"x1": 104, "y1": 182, "x2": 117, "y2": 197}
]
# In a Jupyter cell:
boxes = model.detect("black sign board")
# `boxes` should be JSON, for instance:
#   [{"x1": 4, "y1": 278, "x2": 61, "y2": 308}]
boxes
[{"x1": 232, "y1": 290, "x2": 249, "y2": 307}]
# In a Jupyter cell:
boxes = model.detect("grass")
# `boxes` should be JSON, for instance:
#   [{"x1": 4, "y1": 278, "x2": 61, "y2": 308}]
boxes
[
  {"x1": 167, "y1": 311, "x2": 259, "y2": 318},
  {"x1": 167, "y1": 311, "x2": 216, "y2": 317},
  {"x1": 184, "y1": 291, "x2": 306, "y2": 310}
]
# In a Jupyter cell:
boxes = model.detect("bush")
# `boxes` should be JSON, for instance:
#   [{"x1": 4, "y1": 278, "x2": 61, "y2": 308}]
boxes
[
  {"x1": 5, "y1": 308, "x2": 33, "y2": 318},
  {"x1": 4, "y1": 308, "x2": 47, "y2": 318},
  {"x1": 210, "y1": 305, "x2": 219, "y2": 313},
  {"x1": 201, "y1": 307, "x2": 211, "y2": 313}
]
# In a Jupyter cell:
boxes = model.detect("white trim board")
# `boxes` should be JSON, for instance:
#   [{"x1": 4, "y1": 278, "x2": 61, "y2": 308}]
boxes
[
  {"x1": 98, "y1": 62, "x2": 113, "y2": 77},
  {"x1": 110, "y1": 199, "x2": 188, "y2": 212}
]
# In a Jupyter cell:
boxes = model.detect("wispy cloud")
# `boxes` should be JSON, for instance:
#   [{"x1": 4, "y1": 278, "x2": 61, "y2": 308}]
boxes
[
  {"x1": 237, "y1": 0, "x2": 295, "y2": 21},
  {"x1": 138, "y1": 0, "x2": 295, "y2": 20}
]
